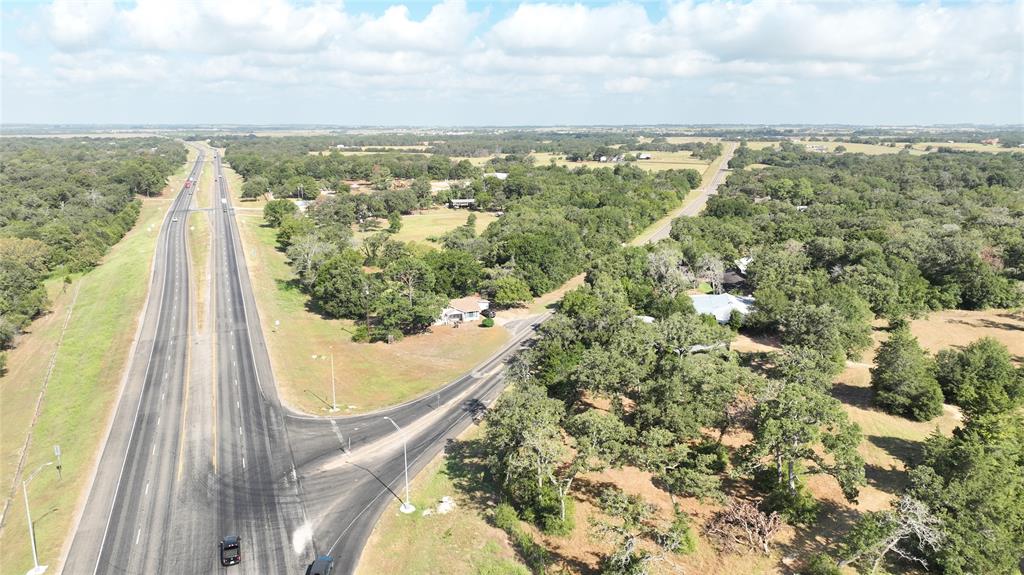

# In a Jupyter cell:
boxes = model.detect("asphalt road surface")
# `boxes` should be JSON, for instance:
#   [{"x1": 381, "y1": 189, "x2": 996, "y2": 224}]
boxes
[
  {"x1": 64, "y1": 152, "x2": 204, "y2": 574},
  {"x1": 644, "y1": 141, "x2": 736, "y2": 243},
  {"x1": 63, "y1": 143, "x2": 734, "y2": 574}
]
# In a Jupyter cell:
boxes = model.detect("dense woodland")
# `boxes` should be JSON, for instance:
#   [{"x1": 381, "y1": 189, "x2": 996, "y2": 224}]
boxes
[
  {"x1": 244, "y1": 144, "x2": 701, "y2": 341},
  {"x1": 479, "y1": 147, "x2": 1024, "y2": 574},
  {"x1": 0, "y1": 138, "x2": 186, "y2": 369}
]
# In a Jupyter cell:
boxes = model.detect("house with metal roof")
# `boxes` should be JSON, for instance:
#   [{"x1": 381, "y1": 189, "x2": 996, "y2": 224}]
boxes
[{"x1": 690, "y1": 294, "x2": 755, "y2": 324}]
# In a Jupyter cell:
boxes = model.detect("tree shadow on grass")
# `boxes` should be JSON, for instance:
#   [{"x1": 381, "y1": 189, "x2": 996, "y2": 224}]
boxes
[
  {"x1": 831, "y1": 382, "x2": 873, "y2": 409},
  {"x1": 442, "y1": 437, "x2": 500, "y2": 513},
  {"x1": 864, "y1": 463, "x2": 910, "y2": 495},
  {"x1": 776, "y1": 499, "x2": 861, "y2": 564},
  {"x1": 866, "y1": 435, "x2": 922, "y2": 469}
]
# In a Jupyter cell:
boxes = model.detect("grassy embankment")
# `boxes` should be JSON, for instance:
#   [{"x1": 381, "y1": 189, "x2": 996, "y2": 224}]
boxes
[
  {"x1": 360, "y1": 308, "x2": 1023, "y2": 574},
  {"x1": 0, "y1": 147, "x2": 195, "y2": 573},
  {"x1": 224, "y1": 156, "x2": 510, "y2": 415}
]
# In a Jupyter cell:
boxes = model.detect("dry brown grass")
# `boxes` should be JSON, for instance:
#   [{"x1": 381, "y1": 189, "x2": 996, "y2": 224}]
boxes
[{"x1": 358, "y1": 308, "x2": 1023, "y2": 574}]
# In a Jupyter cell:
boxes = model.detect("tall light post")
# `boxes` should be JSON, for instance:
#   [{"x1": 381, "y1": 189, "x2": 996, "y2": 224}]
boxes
[
  {"x1": 23, "y1": 457, "x2": 58, "y2": 575},
  {"x1": 382, "y1": 417, "x2": 415, "y2": 514},
  {"x1": 329, "y1": 349, "x2": 337, "y2": 413},
  {"x1": 313, "y1": 352, "x2": 338, "y2": 412}
]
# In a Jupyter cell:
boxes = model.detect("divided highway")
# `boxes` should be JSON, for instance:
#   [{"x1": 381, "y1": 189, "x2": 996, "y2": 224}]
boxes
[{"x1": 62, "y1": 143, "x2": 736, "y2": 574}]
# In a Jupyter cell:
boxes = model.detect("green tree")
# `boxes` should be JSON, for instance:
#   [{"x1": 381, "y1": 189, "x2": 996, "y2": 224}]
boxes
[
  {"x1": 311, "y1": 251, "x2": 375, "y2": 319},
  {"x1": 488, "y1": 276, "x2": 532, "y2": 308},
  {"x1": 386, "y1": 212, "x2": 402, "y2": 234},
  {"x1": 384, "y1": 256, "x2": 434, "y2": 305},
  {"x1": 284, "y1": 175, "x2": 320, "y2": 199},
  {"x1": 263, "y1": 199, "x2": 297, "y2": 227},
  {"x1": 744, "y1": 379, "x2": 865, "y2": 503},
  {"x1": 483, "y1": 382, "x2": 568, "y2": 527},
  {"x1": 370, "y1": 165, "x2": 393, "y2": 191},
  {"x1": 870, "y1": 327, "x2": 944, "y2": 421},
  {"x1": 241, "y1": 175, "x2": 270, "y2": 200},
  {"x1": 424, "y1": 249, "x2": 483, "y2": 298},
  {"x1": 411, "y1": 176, "x2": 432, "y2": 208},
  {"x1": 935, "y1": 337, "x2": 1023, "y2": 420},
  {"x1": 373, "y1": 287, "x2": 445, "y2": 336},
  {"x1": 838, "y1": 496, "x2": 944, "y2": 575},
  {"x1": 275, "y1": 214, "x2": 314, "y2": 249},
  {"x1": 907, "y1": 413, "x2": 1024, "y2": 575}
]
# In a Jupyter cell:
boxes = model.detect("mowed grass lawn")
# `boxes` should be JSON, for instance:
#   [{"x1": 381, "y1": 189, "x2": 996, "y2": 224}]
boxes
[
  {"x1": 353, "y1": 208, "x2": 498, "y2": 247},
  {"x1": 356, "y1": 428, "x2": 529, "y2": 575},
  {"x1": 188, "y1": 212, "x2": 211, "y2": 331},
  {"x1": 0, "y1": 191, "x2": 182, "y2": 573},
  {"x1": 234, "y1": 212, "x2": 510, "y2": 414}
]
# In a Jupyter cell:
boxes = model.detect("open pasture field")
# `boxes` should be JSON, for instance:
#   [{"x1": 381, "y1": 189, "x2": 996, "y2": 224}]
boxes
[{"x1": 352, "y1": 207, "x2": 499, "y2": 247}]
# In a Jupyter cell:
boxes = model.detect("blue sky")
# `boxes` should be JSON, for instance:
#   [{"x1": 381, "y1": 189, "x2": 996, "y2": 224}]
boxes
[{"x1": 1, "y1": 0, "x2": 1021, "y2": 125}]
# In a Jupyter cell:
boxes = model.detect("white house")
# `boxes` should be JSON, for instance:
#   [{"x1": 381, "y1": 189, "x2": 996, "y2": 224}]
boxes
[
  {"x1": 437, "y1": 296, "x2": 490, "y2": 325},
  {"x1": 484, "y1": 172, "x2": 509, "y2": 180},
  {"x1": 637, "y1": 153, "x2": 653, "y2": 160},
  {"x1": 449, "y1": 198, "x2": 476, "y2": 209},
  {"x1": 690, "y1": 294, "x2": 755, "y2": 324}
]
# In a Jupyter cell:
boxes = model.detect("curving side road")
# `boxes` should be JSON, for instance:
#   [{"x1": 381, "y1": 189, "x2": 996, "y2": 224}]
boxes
[{"x1": 291, "y1": 142, "x2": 739, "y2": 574}]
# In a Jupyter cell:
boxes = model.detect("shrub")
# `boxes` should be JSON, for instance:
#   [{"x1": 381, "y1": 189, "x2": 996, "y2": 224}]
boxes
[
  {"x1": 728, "y1": 308, "x2": 744, "y2": 330},
  {"x1": 764, "y1": 483, "x2": 819, "y2": 526},
  {"x1": 493, "y1": 503, "x2": 520, "y2": 531},
  {"x1": 801, "y1": 554, "x2": 842, "y2": 575},
  {"x1": 350, "y1": 325, "x2": 370, "y2": 342},
  {"x1": 670, "y1": 513, "x2": 698, "y2": 555},
  {"x1": 481, "y1": 317, "x2": 495, "y2": 328}
]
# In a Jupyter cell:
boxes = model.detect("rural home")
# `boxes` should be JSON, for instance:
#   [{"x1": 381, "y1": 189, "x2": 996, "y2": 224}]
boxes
[
  {"x1": 637, "y1": 153, "x2": 653, "y2": 160},
  {"x1": 437, "y1": 296, "x2": 490, "y2": 325},
  {"x1": 690, "y1": 294, "x2": 755, "y2": 324},
  {"x1": 449, "y1": 198, "x2": 476, "y2": 209}
]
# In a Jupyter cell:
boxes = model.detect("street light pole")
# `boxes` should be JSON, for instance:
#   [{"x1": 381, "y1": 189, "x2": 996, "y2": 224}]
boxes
[
  {"x1": 382, "y1": 417, "x2": 415, "y2": 514},
  {"x1": 330, "y1": 351, "x2": 337, "y2": 412},
  {"x1": 23, "y1": 460, "x2": 56, "y2": 575}
]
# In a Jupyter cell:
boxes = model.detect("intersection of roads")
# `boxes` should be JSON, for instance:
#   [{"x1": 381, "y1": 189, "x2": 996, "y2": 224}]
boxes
[{"x1": 61, "y1": 143, "x2": 734, "y2": 574}]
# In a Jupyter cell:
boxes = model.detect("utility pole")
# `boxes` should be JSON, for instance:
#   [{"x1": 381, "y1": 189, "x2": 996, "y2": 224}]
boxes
[{"x1": 383, "y1": 417, "x2": 415, "y2": 514}]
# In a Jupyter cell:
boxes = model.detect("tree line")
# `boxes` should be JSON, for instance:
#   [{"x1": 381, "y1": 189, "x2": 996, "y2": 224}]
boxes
[{"x1": 0, "y1": 138, "x2": 186, "y2": 370}]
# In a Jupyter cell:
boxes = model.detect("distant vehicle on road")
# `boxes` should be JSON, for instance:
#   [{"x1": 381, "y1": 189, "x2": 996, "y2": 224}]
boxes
[
  {"x1": 171, "y1": 217, "x2": 178, "y2": 222},
  {"x1": 184, "y1": 180, "x2": 192, "y2": 188},
  {"x1": 306, "y1": 555, "x2": 334, "y2": 575},
  {"x1": 220, "y1": 535, "x2": 241, "y2": 566}
]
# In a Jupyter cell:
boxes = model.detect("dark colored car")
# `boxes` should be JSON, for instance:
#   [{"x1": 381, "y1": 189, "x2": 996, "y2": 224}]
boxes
[
  {"x1": 220, "y1": 535, "x2": 241, "y2": 566},
  {"x1": 305, "y1": 555, "x2": 334, "y2": 575},
  {"x1": 482, "y1": 308, "x2": 496, "y2": 319}
]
